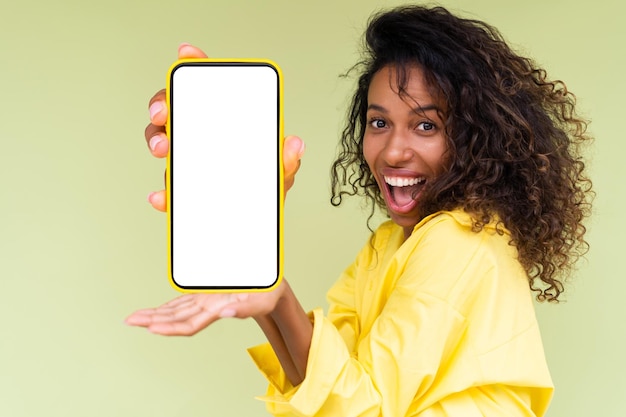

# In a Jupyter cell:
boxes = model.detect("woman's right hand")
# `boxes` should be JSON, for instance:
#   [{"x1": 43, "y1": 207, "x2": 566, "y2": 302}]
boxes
[{"x1": 144, "y1": 43, "x2": 305, "y2": 212}]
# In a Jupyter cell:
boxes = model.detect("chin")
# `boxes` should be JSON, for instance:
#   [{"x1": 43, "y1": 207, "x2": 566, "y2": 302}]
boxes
[{"x1": 388, "y1": 212, "x2": 421, "y2": 230}]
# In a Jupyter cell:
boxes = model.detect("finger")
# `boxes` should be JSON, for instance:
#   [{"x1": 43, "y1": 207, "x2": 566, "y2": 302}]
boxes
[
  {"x1": 140, "y1": 299, "x2": 196, "y2": 316},
  {"x1": 144, "y1": 123, "x2": 165, "y2": 141},
  {"x1": 147, "y1": 43, "x2": 208, "y2": 127},
  {"x1": 283, "y1": 136, "x2": 305, "y2": 195},
  {"x1": 141, "y1": 293, "x2": 237, "y2": 320},
  {"x1": 144, "y1": 303, "x2": 203, "y2": 324},
  {"x1": 148, "y1": 308, "x2": 218, "y2": 336},
  {"x1": 144, "y1": 125, "x2": 169, "y2": 158},
  {"x1": 178, "y1": 43, "x2": 208, "y2": 59},
  {"x1": 284, "y1": 169, "x2": 297, "y2": 197},
  {"x1": 125, "y1": 312, "x2": 154, "y2": 327},
  {"x1": 126, "y1": 304, "x2": 199, "y2": 327},
  {"x1": 148, "y1": 190, "x2": 166, "y2": 212},
  {"x1": 283, "y1": 136, "x2": 305, "y2": 178},
  {"x1": 148, "y1": 89, "x2": 167, "y2": 126},
  {"x1": 161, "y1": 293, "x2": 198, "y2": 308},
  {"x1": 127, "y1": 307, "x2": 158, "y2": 316},
  {"x1": 125, "y1": 296, "x2": 198, "y2": 326}
]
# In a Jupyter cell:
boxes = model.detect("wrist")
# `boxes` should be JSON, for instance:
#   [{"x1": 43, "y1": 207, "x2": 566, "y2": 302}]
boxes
[
  {"x1": 269, "y1": 278, "x2": 292, "y2": 319},
  {"x1": 252, "y1": 279, "x2": 288, "y2": 322}
]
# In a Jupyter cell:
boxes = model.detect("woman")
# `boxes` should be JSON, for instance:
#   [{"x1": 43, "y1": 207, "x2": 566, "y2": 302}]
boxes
[{"x1": 128, "y1": 5, "x2": 592, "y2": 416}]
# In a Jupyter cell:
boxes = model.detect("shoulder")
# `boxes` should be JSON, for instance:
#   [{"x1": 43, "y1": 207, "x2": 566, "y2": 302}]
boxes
[
  {"x1": 406, "y1": 210, "x2": 510, "y2": 253},
  {"x1": 417, "y1": 209, "x2": 507, "y2": 235},
  {"x1": 366, "y1": 209, "x2": 515, "y2": 267},
  {"x1": 396, "y1": 210, "x2": 527, "y2": 305}
]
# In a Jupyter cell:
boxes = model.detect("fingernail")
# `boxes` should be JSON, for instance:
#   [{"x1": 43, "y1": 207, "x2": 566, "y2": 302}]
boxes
[
  {"x1": 178, "y1": 42, "x2": 191, "y2": 51},
  {"x1": 288, "y1": 137, "x2": 305, "y2": 157},
  {"x1": 298, "y1": 140, "x2": 306, "y2": 157},
  {"x1": 149, "y1": 135, "x2": 162, "y2": 152},
  {"x1": 149, "y1": 102, "x2": 163, "y2": 120},
  {"x1": 219, "y1": 308, "x2": 236, "y2": 318},
  {"x1": 148, "y1": 192, "x2": 155, "y2": 203}
]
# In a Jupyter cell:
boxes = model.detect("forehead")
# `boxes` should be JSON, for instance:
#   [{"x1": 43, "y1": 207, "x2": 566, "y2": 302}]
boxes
[{"x1": 368, "y1": 65, "x2": 443, "y2": 108}]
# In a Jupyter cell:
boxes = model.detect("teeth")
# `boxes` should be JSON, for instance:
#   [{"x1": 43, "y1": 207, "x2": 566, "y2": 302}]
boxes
[{"x1": 384, "y1": 176, "x2": 425, "y2": 187}]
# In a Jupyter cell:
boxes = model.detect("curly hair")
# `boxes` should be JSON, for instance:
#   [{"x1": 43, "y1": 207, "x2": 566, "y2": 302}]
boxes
[{"x1": 330, "y1": 5, "x2": 593, "y2": 302}]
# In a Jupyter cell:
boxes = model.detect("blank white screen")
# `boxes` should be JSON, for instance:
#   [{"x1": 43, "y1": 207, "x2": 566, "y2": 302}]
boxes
[{"x1": 170, "y1": 63, "x2": 279, "y2": 289}]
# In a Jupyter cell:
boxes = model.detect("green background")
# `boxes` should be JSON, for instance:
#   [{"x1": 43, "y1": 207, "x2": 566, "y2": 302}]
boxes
[{"x1": 1, "y1": 0, "x2": 623, "y2": 416}]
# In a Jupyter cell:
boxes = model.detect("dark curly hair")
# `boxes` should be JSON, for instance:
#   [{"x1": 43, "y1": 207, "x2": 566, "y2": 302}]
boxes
[{"x1": 330, "y1": 5, "x2": 593, "y2": 302}]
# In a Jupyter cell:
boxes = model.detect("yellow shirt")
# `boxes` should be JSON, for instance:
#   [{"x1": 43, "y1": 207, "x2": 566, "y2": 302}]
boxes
[{"x1": 248, "y1": 210, "x2": 553, "y2": 416}]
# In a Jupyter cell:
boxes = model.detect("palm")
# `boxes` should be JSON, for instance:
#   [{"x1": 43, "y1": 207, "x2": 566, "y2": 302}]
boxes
[{"x1": 125, "y1": 286, "x2": 283, "y2": 336}]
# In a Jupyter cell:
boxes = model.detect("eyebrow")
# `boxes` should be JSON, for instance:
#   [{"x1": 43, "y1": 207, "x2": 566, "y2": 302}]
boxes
[{"x1": 367, "y1": 103, "x2": 441, "y2": 115}]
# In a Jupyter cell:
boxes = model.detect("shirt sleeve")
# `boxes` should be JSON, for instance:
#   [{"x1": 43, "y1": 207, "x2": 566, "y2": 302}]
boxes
[
  {"x1": 248, "y1": 214, "x2": 553, "y2": 417},
  {"x1": 417, "y1": 385, "x2": 548, "y2": 417},
  {"x1": 248, "y1": 295, "x2": 468, "y2": 416}
]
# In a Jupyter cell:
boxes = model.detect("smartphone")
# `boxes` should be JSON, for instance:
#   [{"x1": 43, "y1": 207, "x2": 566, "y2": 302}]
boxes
[{"x1": 166, "y1": 59, "x2": 283, "y2": 291}]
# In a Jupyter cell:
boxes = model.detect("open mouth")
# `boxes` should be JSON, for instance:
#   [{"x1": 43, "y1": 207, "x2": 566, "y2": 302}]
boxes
[{"x1": 384, "y1": 176, "x2": 426, "y2": 210}]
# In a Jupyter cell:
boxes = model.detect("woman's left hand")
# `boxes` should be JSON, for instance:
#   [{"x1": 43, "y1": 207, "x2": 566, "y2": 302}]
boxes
[{"x1": 125, "y1": 281, "x2": 286, "y2": 336}]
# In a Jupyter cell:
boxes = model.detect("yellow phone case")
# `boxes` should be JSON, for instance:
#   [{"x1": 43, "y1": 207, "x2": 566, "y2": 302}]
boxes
[{"x1": 165, "y1": 58, "x2": 284, "y2": 292}]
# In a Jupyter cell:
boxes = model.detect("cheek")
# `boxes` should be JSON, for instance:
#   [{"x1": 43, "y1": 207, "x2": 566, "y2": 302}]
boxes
[{"x1": 427, "y1": 139, "x2": 449, "y2": 174}]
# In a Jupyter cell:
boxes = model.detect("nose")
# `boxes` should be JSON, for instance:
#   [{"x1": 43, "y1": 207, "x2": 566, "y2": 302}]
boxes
[{"x1": 381, "y1": 129, "x2": 414, "y2": 166}]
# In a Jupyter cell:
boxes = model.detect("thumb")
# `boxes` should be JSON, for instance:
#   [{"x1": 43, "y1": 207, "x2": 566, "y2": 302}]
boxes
[
  {"x1": 178, "y1": 43, "x2": 208, "y2": 59},
  {"x1": 283, "y1": 136, "x2": 305, "y2": 179}
]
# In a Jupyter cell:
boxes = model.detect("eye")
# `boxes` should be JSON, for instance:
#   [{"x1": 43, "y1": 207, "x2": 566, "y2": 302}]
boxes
[
  {"x1": 369, "y1": 118, "x2": 387, "y2": 129},
  {"x1": 417, "y1": 121, "x2": 436, "y2": 131}
]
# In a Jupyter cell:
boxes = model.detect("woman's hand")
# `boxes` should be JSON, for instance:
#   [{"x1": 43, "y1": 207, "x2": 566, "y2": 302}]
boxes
[
  {"x1": 125, "y1": 280, "x2": 287, "y2": 336},
  {"x1": 144, "y1": 43, "x2": 305, "y2": 212},
  {"x1": 125, "y1": 278, "x2": 311, "y2": 386}
]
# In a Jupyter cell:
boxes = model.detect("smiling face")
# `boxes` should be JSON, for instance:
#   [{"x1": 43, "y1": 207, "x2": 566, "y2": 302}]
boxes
[{"x1": 363, "y1": 65, "x2": 448, "y2": 239}]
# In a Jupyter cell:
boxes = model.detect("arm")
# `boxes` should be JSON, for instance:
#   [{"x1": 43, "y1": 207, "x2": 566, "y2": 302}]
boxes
[
  {"x1": 249, "y1": 288, "x2": 468, "y2": 417},
  {"x1": 255, "y1": 281, "x2": 313, "y2": 385},
  {"x1": 248, "y1": 216, "x2": 553, "y2": 417}
]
